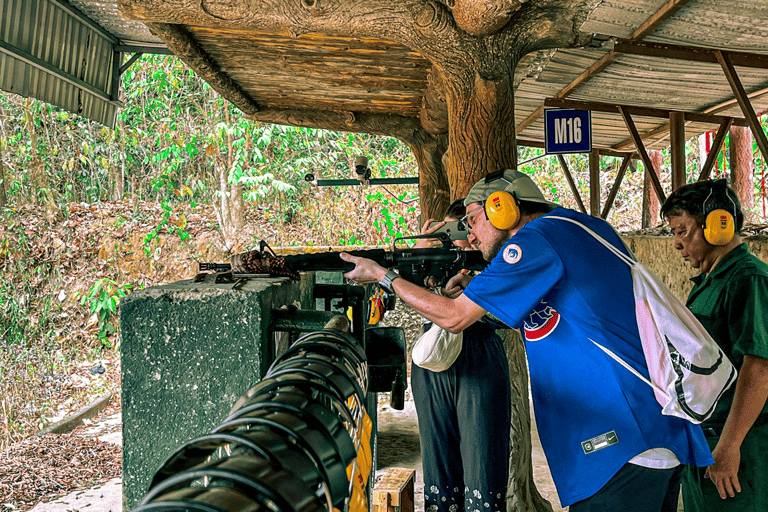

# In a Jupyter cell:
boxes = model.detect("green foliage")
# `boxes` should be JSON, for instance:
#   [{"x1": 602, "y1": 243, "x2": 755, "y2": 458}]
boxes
[
  {"x1": 143, "y1": 174, "x2": 194, "y2": 255},
  {"x1": 77, "y1": 278, "x2": 132, "y2": 345}
]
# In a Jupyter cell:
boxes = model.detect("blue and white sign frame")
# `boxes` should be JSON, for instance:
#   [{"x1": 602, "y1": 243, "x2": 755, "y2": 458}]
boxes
[{"x1": 544, "y1": 108, "x2": 592, "y2": 154}]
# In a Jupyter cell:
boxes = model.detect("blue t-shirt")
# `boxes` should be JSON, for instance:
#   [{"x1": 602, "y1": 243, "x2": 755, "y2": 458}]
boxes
[{"x1": 463, "y1": 207, "x2": 713, "y2": 506}]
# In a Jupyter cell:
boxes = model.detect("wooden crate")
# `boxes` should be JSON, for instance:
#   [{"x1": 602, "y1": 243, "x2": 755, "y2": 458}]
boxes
[{"x1": 373, "y1": 468, "x2": 415, "y2": 512}]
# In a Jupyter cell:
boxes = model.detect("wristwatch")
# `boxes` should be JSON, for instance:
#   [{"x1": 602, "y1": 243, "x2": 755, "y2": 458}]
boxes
[{"x1": 378, "y1": 270, "x2": 401, "y2": 293}]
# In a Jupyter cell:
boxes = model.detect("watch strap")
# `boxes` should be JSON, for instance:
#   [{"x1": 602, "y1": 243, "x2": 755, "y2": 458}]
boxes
[{"x1": 378, "y1": 269, "x2": 400, "y2": 293}]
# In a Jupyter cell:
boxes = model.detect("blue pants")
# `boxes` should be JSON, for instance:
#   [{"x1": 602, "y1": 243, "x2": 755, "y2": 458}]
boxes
[{"x1": 411, "y1": 320, "x2": 510, "y2": 512}]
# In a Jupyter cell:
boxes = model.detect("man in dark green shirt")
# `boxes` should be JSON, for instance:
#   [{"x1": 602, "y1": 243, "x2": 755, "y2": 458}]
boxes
[{"x1": 661, "y1": 179, "x2": 768, "y2": 511}]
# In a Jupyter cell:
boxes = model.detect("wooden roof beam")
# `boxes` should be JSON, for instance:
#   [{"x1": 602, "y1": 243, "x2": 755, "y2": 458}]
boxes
[
  {"x1": 516, "y1": 137, "x2": 639, "y2": 160},
  {"x1": 544, "y1": 98, "x2": 748, "y2": 127},
  {"x1": 697, "y1": 118, "x2": 733, "y2": 182},
  {"x1": 515, "y1": 0, "x2": 692, "y2": 135},
  {"x1": 601, "y1": 155, "x2": 632, "y2": 219},
  {"x1": 556, "y1": 155, "x2": 587, "y2": 214},
  {"x1": 246, "y1": 107, "x2": 427, "y2": 145},
  {"x1": 716, "y1": 51, "x2": 768, "y2": 168},
  {"x1": 611, "y1": 90, "x2": 768, "y2": 152},
  {"x1": 146, "y1": 23, "x2": 260, "y2": 116},
  {"x1": 613, "y1": 40, "x2": 768, "y2": 69},
  {"x1": 619, "y1": 106, "x2": 666, "y2": 203}
]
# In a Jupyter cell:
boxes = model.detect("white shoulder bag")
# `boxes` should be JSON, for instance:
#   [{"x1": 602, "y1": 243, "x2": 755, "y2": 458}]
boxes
[
  {"x1": 412, "y1": 323, "x2": 463, "y2": 372},
  {"x1": 549, "y1": 216, "x2": 737, "y2": 424}
]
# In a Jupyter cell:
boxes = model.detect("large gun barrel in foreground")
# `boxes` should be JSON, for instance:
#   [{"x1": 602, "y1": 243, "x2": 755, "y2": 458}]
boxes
[{"x1": 200, "y1": 242, "x2": 488, "y2": 288}]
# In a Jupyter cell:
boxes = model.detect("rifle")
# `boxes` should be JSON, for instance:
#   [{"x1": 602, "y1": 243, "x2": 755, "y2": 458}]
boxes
[{"x1": 198, "y1": 239, "x2": 488, "y2": 288}]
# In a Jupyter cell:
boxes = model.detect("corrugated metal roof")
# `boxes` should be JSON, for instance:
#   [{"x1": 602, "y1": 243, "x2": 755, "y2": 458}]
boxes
[
  {"x1": 515, "y1": 0, "x2": 768, "y2": 152},
  {"x1": 0, "y1": 0, "x2": 163, "y2": 126}
]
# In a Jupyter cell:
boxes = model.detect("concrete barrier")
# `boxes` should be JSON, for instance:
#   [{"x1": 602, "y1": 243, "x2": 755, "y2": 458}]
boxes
[{"x1": 120, "y1": 274, "x2": 312, "y2": 510}]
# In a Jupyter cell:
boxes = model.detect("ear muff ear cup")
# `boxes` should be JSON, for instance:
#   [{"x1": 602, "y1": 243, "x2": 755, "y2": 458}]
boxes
[
  {"x1": 703, "y1": 209, "x2": 735, "y2": 246},
  {"x1": 485, "y1": 191, "x2": 520, "y2": 230}
]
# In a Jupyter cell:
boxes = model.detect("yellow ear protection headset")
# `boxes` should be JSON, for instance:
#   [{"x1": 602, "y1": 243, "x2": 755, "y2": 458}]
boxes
[
  {"x1": 483, "y1": 171, "x2": 520, "y2": 230},
  {"x1": 702, "y1": 182, "x2": 737, "y2": 246}
]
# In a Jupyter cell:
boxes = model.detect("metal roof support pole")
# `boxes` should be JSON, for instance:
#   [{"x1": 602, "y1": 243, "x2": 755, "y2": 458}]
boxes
[
  {"x1": 589, "y1": 149, "x2": 601, "y2": 216},
  {"x1": 715, "y1": 51, "x2": 768, "y2": 169},
  {"x1": 110, "y1": 50, "x2": 123, "y2": 103},
  {"x1": 556, "y1": 154, "x2": 587, "y2": 214},
  {"x1": 697, "y1": 118, "x2": 733, "y2": 182},
  {"x1": 619, "y1": 106, "x2": 667, "y2": 203},
  {"x1": 669, "y1": 111, "x2": 686, "y2": 190},
  {"x1": 601, "y1": 155, "x2": 632, "y2": 219},
  {"x1": 120, "y1": 52, "x2": 145, "y2": 75}
]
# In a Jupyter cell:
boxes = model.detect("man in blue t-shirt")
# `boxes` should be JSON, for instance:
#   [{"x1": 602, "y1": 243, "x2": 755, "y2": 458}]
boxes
[{"x1": 341, "y1": 169, "x2": 714, "y2": 511}]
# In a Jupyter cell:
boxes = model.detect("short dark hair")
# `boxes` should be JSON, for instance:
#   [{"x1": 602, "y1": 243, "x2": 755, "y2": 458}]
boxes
[
  {"x1": 445, "y1": 198, "x2": 466, "y2": 220},
  {"x1": 660, "y1": 179, "x2": 744, "y2": 231}
]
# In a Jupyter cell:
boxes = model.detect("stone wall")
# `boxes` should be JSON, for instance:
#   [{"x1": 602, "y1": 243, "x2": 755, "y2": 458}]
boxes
[{"x1": 623, "y1": 236, "x2": 768, "y2": 301}]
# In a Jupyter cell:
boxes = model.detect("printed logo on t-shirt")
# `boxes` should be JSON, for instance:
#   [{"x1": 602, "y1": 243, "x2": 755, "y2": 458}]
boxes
[
  {"x1": 523, "y1": 301, "x2": 560, "y2": 341},
  {"x1": 503, "y1": 244, "x2": 522, "y2": 264}
]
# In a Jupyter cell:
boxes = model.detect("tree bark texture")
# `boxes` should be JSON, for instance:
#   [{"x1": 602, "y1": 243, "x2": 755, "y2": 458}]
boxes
[
  {"x1": 642, "y1": 150, "x2": 662, "y2": 228},
  {"x1": 442, "y1": 71, "x2": 518, "y2": 199},
  {"x1": 503, "y1": 329, "x2": 554, "y2": 512},
  {"x1": 730, "y1": 125, "x2": 755, "y2": 221},
  {"x1": 408, "y1": 134, "x2": 451, "y2": 219}
]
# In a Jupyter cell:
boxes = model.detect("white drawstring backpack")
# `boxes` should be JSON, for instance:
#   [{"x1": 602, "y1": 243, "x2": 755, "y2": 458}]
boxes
[{"x1": 549, "y1": 216, "x2": 737, "y2": 424}]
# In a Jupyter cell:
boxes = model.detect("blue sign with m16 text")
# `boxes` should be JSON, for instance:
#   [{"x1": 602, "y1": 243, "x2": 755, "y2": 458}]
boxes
[{"x1": 544, "y1": 108, "x2": 592, "y2": 154}]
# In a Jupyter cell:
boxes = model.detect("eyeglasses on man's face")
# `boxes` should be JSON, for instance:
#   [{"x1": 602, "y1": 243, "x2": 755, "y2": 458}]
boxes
[{"x1": 460, "y1": 206, "x2": 484, "y2": 234}]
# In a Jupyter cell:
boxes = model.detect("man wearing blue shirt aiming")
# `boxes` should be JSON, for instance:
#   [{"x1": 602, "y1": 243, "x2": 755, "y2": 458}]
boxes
[{"x1": 341, "y1": 169, "x2": 713, "y2": 511}]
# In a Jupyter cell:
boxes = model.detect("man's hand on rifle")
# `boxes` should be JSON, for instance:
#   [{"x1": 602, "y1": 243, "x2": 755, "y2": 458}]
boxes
[
  {"x1": 414, "y1": 218, "x2": 446, "y2": 249},
  {"x1": 340, "y1": 252, "x2": 387, "y2": 285},
  {"x1": 441, "y1": 272, "x2": 472, "y2": 298}
]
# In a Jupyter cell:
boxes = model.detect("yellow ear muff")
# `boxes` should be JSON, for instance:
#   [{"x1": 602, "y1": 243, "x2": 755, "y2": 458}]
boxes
[
  {"x1": 485, "y1": 191, "x2": 520, "y2": 230},
  {"x1": 703, "y1": 209, "x2": 735, "y2": 246}
]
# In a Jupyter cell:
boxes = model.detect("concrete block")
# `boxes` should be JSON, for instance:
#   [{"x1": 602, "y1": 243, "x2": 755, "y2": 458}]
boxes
[{"x1": 120, "y1": 274, "x2": 312, "y2": 510}]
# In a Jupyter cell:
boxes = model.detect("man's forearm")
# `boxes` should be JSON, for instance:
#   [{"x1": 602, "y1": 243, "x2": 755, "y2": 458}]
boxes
[
  {"x1": 388, "y1": 275, "x2": 484, "y2": 333},
  {"x1": 339, "y1": 252, "x2": 486, "y2": 332}
]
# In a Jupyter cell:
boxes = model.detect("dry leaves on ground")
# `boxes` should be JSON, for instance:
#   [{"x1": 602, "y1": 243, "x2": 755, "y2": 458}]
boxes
[{"x1": 0, "y1": 431, "x2": 121, "y2": 511}]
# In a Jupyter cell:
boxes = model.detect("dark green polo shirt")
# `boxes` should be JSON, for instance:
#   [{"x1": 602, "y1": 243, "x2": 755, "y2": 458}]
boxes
[{"x1": 687, "y1": 243, "x2": 768, "y2": 425}]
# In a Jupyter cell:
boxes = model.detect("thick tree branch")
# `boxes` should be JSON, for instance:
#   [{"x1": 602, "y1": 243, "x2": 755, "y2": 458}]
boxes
[
  {"x1": 445, "y1": 0, "x2": 524, "y2": 36},
  {"x1": 246, "y1": 107, "x2": 427, "y2": 145},
  {"x1": 146, "y1": 23, "x2": 260, "y2": 115}
]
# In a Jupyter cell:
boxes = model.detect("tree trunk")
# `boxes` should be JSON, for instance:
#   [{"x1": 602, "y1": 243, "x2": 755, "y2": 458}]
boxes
[
  {"x1": 22, "y1": 99, "x2": 43, "y2": 205},
  {"x1": 408, "y1": 134, "x2": 450, "y2": 220},
  {"x1": 439, "y1": 59, "x2": 551, "y2": 512},
  {"x1": 730, "y1": 125, "x2": 754, "y2": 222},
  {"x1": 503, "y1": 329, "x2": 554, "y2": 512},
  {"x1": 442, "y1": 71, "x2": 517, "y2": 198},
  {"x1": 115, "y1": 119, "x2": 126, "y2": 200},
  {"x1": 642, "y1": 150, "x2": 662, "y2": 228},
  {"x1": 224, "y1": 107, "x2": 245, "y2": 231}
]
